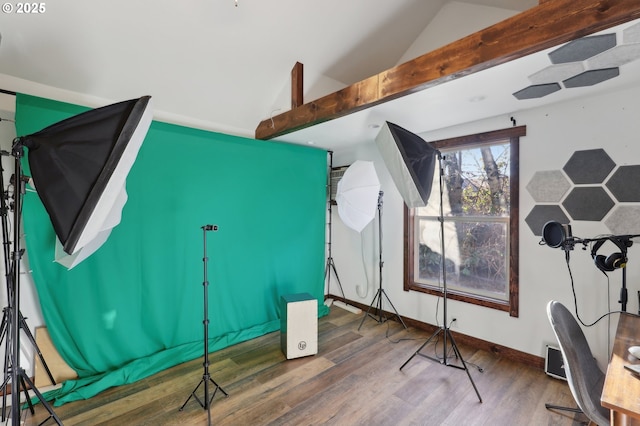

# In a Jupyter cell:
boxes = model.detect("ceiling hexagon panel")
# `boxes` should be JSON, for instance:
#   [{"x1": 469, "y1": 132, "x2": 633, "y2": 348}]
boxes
[
  {"x1": 548, "y1": 34, "x2": 617, "y2": 64},
  {"x1": 513, "y1": 22, "x2": 640, "y2": 100}
]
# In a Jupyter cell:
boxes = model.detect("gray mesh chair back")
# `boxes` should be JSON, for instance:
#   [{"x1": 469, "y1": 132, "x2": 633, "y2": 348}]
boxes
[{"x1": 547, "y1": 300, "x2": 610, "y2": 426}]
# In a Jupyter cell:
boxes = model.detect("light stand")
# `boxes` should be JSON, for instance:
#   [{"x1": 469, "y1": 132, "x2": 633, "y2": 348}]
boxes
[
  {"x1": 180, "y1": 225, "x2": 228, "y2": 426},
  {"x1": 0, "y1": 151, "x2": 57, "y2": 423},
  {"x1": 324, "y1": 152, "x2": 360, "y2": 314},
  {"x1": 358, "y1": 191, "x2": 407, "y2": 330},
  {"x1": 324, "y1": 151, "x2": 347, "y2": 303},
  {"x1": 0, "y1": 144, "x2": 62, "y2": 425},
  {"x1": 399, "y1": 153, "x2": 482, "y2": 404}
]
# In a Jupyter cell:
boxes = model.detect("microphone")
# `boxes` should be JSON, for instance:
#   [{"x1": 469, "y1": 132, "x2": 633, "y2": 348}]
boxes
[{"x1": 541, "y1": 221, "x2": 574, "y2": 249}]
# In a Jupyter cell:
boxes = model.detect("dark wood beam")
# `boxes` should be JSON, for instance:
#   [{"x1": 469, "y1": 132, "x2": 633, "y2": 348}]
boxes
[
  {"x1": 256, "y1": 0, "x2": 640, "y2": 140},
  {"x1": 291, "y1": 62, "x2": 303, "y2": 109}
]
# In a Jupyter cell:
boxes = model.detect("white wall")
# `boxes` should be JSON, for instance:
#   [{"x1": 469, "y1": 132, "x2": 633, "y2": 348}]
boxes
[{"x1": 331, "y1": 83, "x2": 640, "y2": 369}]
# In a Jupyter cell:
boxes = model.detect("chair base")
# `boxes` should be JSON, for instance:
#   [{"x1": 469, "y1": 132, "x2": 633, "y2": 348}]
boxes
[{"x1": 545, "y1": 403, "x2": 582, "y2": 414}]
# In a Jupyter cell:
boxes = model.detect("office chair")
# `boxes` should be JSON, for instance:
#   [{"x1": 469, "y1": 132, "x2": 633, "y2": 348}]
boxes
[{"x1": 545, "y1": 300, "x2": 610, "y2": 426}]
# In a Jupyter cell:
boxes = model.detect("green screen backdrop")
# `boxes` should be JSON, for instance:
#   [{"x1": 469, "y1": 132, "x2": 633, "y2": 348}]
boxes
[{"x1": 15, "y1": 94, "x2": 328, "y2": 405}]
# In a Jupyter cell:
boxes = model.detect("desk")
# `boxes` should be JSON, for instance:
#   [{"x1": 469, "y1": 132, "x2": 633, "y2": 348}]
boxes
[{"x1": 602, "y1": 313, "x2": 640, "y2": 425}]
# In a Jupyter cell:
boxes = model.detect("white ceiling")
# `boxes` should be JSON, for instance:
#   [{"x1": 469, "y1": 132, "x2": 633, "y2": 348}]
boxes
[
  {"x1": 2, "y1": 0, "x2": 638, "y2": 154},
  {"x1": 0, "y1": 1, "x2": 534, "y2": 134}
]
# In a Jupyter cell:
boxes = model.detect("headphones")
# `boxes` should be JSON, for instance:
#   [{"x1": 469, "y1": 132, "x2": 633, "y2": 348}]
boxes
[{"x1": 590, "y1": 237, "x2": 631, "y2": 272}]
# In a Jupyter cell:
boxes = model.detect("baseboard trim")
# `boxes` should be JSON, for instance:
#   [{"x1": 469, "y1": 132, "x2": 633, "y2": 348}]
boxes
[{"x1": 325, "y1": 294, "x2": 545, "y2": 370}]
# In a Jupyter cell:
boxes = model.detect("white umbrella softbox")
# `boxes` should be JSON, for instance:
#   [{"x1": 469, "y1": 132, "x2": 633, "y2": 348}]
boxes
[{"x1": 336, "y1": 160, "x2": 380, "y2": 232}]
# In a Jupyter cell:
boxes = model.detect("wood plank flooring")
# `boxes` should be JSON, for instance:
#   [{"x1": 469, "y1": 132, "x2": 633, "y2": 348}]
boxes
[{"x1": 22, "y1": 306, "x2": 587, "y2": 425}]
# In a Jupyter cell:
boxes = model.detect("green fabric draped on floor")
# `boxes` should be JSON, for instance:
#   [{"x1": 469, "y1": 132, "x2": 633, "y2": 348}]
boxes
[{"x1": 15, "y1": 94, "x2": 328, "y2": 406}]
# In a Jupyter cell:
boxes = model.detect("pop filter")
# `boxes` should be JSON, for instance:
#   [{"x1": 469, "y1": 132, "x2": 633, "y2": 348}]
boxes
[
  {"x1": 375, "y1": 121, "x2": 438, "y2": 208},
  {"x1": 542, "y1": 221, "x2": 572, "y2": 248}
]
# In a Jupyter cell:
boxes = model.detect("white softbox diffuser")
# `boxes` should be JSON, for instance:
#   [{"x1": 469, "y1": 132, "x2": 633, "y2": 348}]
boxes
[{"x1": 21, "y1": 96, "x2": 153, "y2": 269}]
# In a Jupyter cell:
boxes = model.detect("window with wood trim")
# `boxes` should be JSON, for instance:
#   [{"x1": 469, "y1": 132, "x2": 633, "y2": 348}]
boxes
[{"x1": 404, "y1": 126, "x2": 524, "y2": 317}]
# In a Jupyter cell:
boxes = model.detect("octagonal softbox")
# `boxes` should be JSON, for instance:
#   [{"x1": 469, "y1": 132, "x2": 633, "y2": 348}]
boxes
[
  {"x1": 20, "y1": 96, "x2": 153, "y2": 268},
  {"x1": 374, "y1": 121, "x2": 437, "y2": 208}
]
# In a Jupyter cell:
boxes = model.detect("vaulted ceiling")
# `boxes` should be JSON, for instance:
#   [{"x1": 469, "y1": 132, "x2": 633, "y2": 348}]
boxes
[
  {"x1": 0, "y1": 0, "x2": 533, "y2": 135},
  {"x1": 1, "y1": 0, "x2": 639, "y2": 154},
  {"x1": 263, "y1": 1, "x2": 640, "y2": 153}
]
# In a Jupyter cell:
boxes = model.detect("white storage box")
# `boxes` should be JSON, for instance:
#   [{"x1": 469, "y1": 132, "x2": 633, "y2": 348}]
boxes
[{"x1": 280, "y1": 293, "x2": 318, "y2": 359}]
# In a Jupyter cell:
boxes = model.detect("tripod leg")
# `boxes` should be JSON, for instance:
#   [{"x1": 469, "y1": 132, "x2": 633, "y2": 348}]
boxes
[
  {"x1": 180, "y1": 378, "x2": 205, "y2": 411},
  {"x1": 358, "y1": 289, "x2": 382, "y2": 331},
  {"x1": 0, "y1": 375, "x2": 8, "y2": 422},
  {"x1": 209, "y1": 377, "x2": 228, "y2": 399},
  {"x1": 400, "y1": 327, "x2": 443, "y2": 370},
  {"x1": 20, "y1": 371, "x2": 63, "y2": 425},
  {"x1": 328, "y1": 259, "x2": 347, "y2": 300},
  {"x1": 444, "y1": 329, "x2": 482, "y2": 403},
  {"x1": 0, "y1": 309, "x2": 8, "y2": 421},
  {"x1": 19, "y1": 373, "x2": 36, "y2": 415},
  {"x1": 19, "y1": 312, "x2": 56, "y2": 386},
  {"x1": 0, "y1": 309, "x2": 7, "y2": 345},
  {"x1": 380, "y1": 289, "x2": 407, "y2": 329}
]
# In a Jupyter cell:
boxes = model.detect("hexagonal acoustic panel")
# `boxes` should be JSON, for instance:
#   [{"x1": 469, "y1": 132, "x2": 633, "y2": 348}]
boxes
[
  {"x1": 513, "y1": 83, "x2": 561, "y2": 100},
  {"x1": 526, "y1": 142, "x2": 640, "y2": 237},
  {"x1": 525, "y1": 205, "x2": 570, "y2": 237},
  {"x1": 562, "y1": 187, "x2": 615, "y2": 221},
  {"x1": 624, "y1": 20, "x2": 640, "y2": 43},
  {"x1": 588, "y1": 44, "x2": 640, "y2": 69},
  {"x1": 528, "y1": 62, "x2": 585, "y2": 85},
  {"x1": 548, "y1": 34, "x2": 617, "y2": 64},
  {"x1": 563, "y1": 68, "x2": 620, "y2": 88},
  {"x1": 606, "y1": 165, "x2": 640, "y2": 202},
  {"x1": 563, "y1": 149, "x2": 615, "y2": 184},
  {"x1": 513, "y1": 25, "x2": 640, "y2": 100},
  {"x1": 605, "y1": 205, "x2": 640, "y2": 235},
  {"x1": 526, "y1": 170, "x2": 571, "y2": 202}
]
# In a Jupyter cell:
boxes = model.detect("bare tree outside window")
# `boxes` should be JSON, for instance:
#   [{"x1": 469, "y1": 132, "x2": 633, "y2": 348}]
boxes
[{"x1": 404, "y1": 127, "x2": 524, "y2": 317}]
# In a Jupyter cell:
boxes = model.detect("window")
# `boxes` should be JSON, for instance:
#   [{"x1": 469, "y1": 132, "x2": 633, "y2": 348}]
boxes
[{"x1": 404, "y1": 126, "x2": 524, "y2": 317}]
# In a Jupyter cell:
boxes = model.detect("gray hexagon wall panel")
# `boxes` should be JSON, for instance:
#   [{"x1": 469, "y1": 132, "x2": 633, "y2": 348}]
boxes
[
  {"x1": 562, "y1": 187, "x2": 614, "y2": 221},
  {"x1": 526, "y1": 170, "x2": 571, "y2": 202},
  {"x1": 563, "y1": 149, "x2": 615, "y2": 184},
  {"x1": 606, "y1": 165, "x2": 640, "y2": 202},
  {"x1": 525, "y1": 205, "x2": 570, "y2": 237},
  {"x1": 605, "y1": 206, "x2": 640, "y2": 235},
  {"x1": 527, "y1": 147, "x2": 640, "y2": 237}
]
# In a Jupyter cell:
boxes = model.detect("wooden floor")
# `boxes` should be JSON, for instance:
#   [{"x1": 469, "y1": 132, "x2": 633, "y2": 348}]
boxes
[{"x1": 22, "y1": 306, "x2": 587, "y2": 426}]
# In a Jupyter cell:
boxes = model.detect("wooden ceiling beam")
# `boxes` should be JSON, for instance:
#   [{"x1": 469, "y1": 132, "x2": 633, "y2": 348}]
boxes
[{"x1": 255, "y1": 0, "x2": 640, "y2": 140}]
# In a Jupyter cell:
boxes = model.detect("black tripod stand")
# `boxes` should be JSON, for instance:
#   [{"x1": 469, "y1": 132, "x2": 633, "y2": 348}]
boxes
[
  {"x1": 324, "y1": 152, "x2": 347, "y2": 303},
  {"x1": 399, "y1": 153, "x2": 482, "y2": 403},
  {"x1": 0, "y1": 146, "x2": 62, "y2": 425},
  {"x1": 180, "y1": 225, "x2": 228, "y2": 426},
  {"x1": 358, "y1": 191, "x2": 407, "y2": 330}
]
